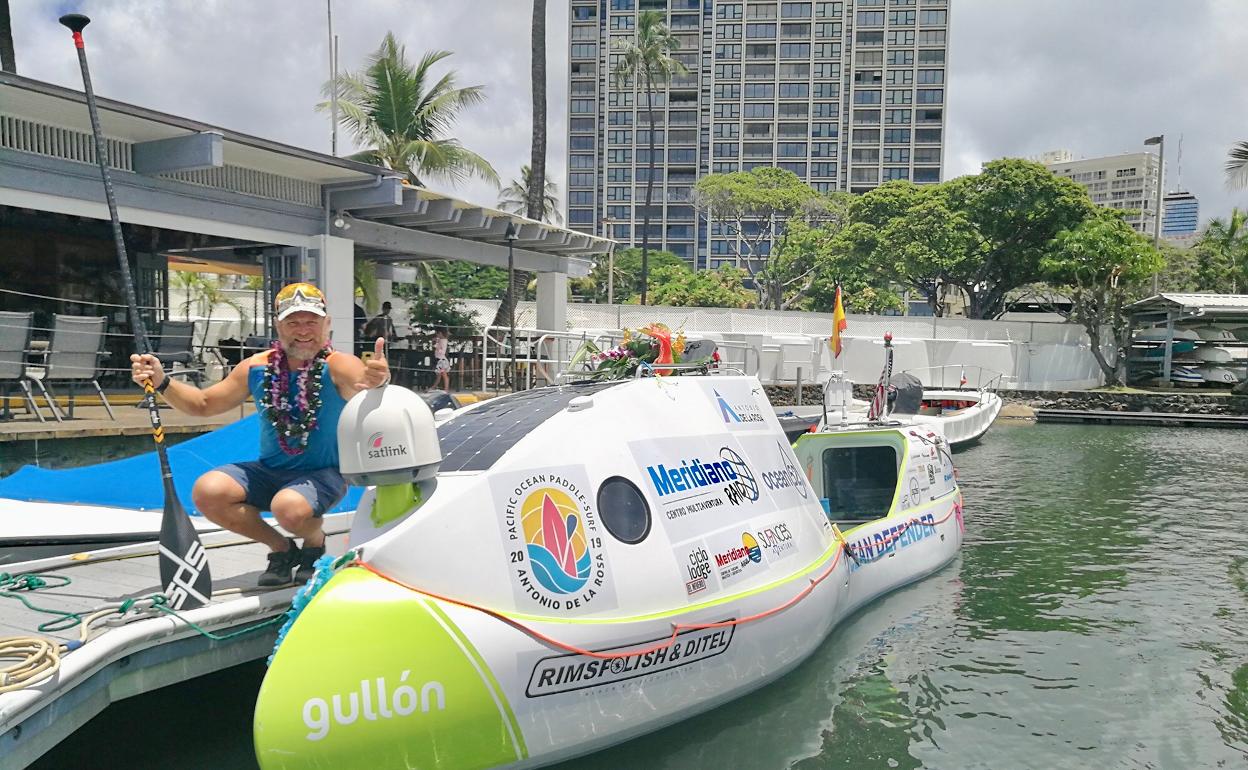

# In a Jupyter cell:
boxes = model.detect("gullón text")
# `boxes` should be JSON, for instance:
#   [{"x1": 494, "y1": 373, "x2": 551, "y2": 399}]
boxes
[{"x1": 302, "y1": 671, "x2": 444, "y2": 741}]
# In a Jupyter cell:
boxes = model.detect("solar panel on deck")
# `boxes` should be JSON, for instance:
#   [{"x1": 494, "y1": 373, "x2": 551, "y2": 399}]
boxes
[{"x1": 437, "y1": 382, "x2": 622, "y2": 472}]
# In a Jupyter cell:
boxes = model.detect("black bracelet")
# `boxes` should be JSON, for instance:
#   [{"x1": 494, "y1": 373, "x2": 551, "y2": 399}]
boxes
[{"x1": 155, "y1": 377, "x2": 172, "y2": 394}]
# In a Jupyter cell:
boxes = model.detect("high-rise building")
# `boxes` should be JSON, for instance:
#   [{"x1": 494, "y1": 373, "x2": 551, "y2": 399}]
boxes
[
  {"x1": 1043, "y1": 150, "x2": 1162, "y2": 235},
  {"x1": 1162, "y1": 190, "x2": 1199, "y2": 238},
  {"x1": 566, "y1": 0, "x2": 950, "y2": 270}
]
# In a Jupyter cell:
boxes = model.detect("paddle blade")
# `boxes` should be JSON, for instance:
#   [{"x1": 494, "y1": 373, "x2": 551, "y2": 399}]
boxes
[{"x1": 158, "y1": 488, "x2": 213, "y2": 610}]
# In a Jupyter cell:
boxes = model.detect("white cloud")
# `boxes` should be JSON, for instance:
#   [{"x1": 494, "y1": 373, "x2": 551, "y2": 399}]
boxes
[{"x1": 11, "y1": 0, "x2": 1248, "y2": 225}]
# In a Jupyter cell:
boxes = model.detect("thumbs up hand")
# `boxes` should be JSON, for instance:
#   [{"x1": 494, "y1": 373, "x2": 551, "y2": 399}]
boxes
[{"x1": 357, "y1": 337, "x2": 391, "y2": 390}]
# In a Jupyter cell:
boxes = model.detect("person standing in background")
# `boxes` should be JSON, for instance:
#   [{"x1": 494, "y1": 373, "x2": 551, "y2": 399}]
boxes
[
  {"x1": 353, "y1": 301, "x2": 367, "y2": 356},
  {"x1": 432, "y1": 326, "x2": 451, "y2": 392},
  {"x1": 363, "y1": 301, "x2": 399, "y2": 346}
]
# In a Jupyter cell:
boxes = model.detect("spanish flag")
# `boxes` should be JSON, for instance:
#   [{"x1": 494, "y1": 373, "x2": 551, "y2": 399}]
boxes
[{"x1": 831, "y1": 284, "x2": 847, "y2": 358}]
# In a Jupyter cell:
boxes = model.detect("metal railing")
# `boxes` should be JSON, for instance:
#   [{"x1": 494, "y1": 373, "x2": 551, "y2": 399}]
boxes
[
  {"x1": 480, "y1": 326, "x2": 608, "y2": 392},
  {"x1": 898, "y1": 364, "x2": 1007, "y2": 392},
  {"x1": 482, "y1": 328, "x2": 764, "y2": 392}
]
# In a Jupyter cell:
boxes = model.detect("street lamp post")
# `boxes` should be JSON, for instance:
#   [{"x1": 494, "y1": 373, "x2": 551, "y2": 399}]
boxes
[
  {"x1": 1145, "y1": 134, "x2": 1165, "y2": 294},
  {"x1": 601, "y1": 215, "x2": 615, "y2": 304},
  {"x1": 505, "y1": 222, "x2": 519, "y2": 390}
]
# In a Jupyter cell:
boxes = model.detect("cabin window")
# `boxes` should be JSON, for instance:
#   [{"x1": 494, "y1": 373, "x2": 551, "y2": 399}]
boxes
[
  {"x1": 821, "y1": 445, "x2": 898, "y2": 522},
  {"x1": 597, "y1": 476, "x2": 652, "y2": 544}
]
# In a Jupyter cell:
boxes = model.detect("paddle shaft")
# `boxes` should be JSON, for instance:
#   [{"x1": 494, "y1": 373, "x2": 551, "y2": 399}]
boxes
[{"x1": 60, "y1": 14, "x2": 212, "y2": 609}]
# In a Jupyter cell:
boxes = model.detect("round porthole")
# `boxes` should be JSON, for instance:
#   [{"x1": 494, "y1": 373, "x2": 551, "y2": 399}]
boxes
[{"x1": 597, "y1": 476, "x2": 651, "y2": 545}]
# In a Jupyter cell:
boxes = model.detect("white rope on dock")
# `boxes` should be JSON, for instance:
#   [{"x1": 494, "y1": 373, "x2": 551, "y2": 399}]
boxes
[{"x1": 0, "y1": 636, "x2": 63, "y2": 694}]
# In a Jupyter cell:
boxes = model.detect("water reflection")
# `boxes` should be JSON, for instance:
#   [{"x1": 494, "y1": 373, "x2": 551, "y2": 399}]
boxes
[{"x1": 30, "y1": 423, "x2": 1248, "y2": 769}]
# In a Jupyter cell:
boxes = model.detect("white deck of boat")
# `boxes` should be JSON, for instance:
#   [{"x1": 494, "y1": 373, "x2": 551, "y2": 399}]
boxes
[{"x1": 0, "y1": 519, "x2": 353, "y2": 770}]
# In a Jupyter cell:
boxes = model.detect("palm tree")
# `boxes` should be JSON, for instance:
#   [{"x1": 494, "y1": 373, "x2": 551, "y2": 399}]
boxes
[
  {"x1": 1199, "y1": 208, "x2": 1248, "y2": 292},
  {"x1": 494, "y1": 1, "x2": 549, "y2": 344},
  {"x1": 1, "y1": 0, "x2": 16, "y2": 73},
  {"x1": 527, "y1": 0, "x2": 548, "y2": 223},
  {"x1": 170, "y1": 273, "x2": 250, "y2": 348},
  {"x1": 321, "y1": 34, "x2": 498, "y2": 188},
  {"x1": 498, "y1": 165, "x2": 562, "y2": 224},
  {"x1": 1228, "y1": 141, "x2": 1248, "y2": 190},
  {"x1": 613, "y1": 11, "x2": 688, "y2": 305}
]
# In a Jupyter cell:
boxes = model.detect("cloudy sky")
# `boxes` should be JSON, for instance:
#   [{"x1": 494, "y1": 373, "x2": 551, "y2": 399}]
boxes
[{"x1": 11, "y1": 0, "x2": 1248, "y2": 223}]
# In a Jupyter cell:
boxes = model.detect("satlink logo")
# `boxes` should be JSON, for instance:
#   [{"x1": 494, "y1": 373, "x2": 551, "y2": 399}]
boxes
[{"x1": 366, "y1": 432, "x2": 409, "y2": 460}]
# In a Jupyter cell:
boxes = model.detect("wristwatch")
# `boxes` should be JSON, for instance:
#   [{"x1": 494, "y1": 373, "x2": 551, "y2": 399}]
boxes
[{"x1": 155, "y1": 377, "x2": 172, "y2": 394}]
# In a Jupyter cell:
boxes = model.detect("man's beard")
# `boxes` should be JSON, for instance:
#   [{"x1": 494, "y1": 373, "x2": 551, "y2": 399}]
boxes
[{"x1": 282, "y1": 337, "x2": 324, "y2": 362}]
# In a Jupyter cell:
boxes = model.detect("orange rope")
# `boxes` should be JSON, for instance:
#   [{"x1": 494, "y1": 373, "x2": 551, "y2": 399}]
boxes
[
  {"x1": 353, "y1": 545, "x2": 845, "y2": 661},
  {"x1": 350, "y1": 502, "x2": 960, "y2": 661}
]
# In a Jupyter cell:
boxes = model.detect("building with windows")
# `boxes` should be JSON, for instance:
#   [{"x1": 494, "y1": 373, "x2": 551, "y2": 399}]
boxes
[
  {"x1": 566, "y1": 0, "x2": 950, "y2": 270},
  {"x1": 1162, "y1": 190, "x2": 1199, "y2": 239},
  {"x1": 1043, "y1": 150, "x2": 1162, "y2": 235}
]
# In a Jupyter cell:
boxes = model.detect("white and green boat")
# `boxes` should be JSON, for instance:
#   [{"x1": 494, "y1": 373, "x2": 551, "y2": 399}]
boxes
[{"x1": 254, "y1": 366, "x2": 964, "y2": 769}]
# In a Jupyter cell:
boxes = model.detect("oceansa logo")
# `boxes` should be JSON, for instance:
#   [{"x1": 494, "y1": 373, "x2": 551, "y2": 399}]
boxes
[
  {"x1": 302, "y1": 672, "x2": 444, "y2": 741},
  {"x1": 523, "y1": 488, "x2": 592, "y2": 595},
  {"x1": 714, "y1": 389, "x2": 765, "y2": 425},
  {"x1": 366, "y1": 431, "x2": 409, "y2": 459},
  {"x1": 760, "y1": 441, "x2": 808, "y2": 499}
]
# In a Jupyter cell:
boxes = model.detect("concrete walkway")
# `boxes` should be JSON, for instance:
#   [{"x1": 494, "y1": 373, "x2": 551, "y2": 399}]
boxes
[{"x1": 0, "y1": 390, "x2": 494, "y2": 442}]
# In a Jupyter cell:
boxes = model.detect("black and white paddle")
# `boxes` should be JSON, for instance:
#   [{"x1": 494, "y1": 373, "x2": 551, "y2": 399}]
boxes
[{"x1": 59, "y1": 13, "x2": 213, "y2": 610}]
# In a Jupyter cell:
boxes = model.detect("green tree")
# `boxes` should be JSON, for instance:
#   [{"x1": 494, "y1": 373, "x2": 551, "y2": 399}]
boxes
[
  {"x1": 943, "y1": 159, "x2": 1097, "y2": 318},
  {"x1": 648, "y1": 265, "x2": 755, "y2": 308},
  {"x1": 323, "y1": 35, "x2": 498, "y2": 187},
  {"x1": 406, "y1": 296, "x2": 479, "y2": 335},
  {"x1": 498, "y1": 165, "x2": 561, "y2": 224},
  {"x1": 693, "y1": 168, "x2": 845, "y2": 309},
  {"x1": 585, "y1": 247, "x2": 686, "y2": 304},
  {"x1": 1228, "y1": 141, "x2": 1248, "y2": 190},
  {"x1": 1154, "y1": 241, "x2": 1203, "y2": 293},
  {"x1": 354, "y1": 259, "x2": 379, "y2": 313},
  {"x1": 1042, "y1": 210, "x2": 1164, "y2": 385},
  {"x1": 169, "y1": 273, "x2": 251, "y2": 347},
  {"x1": 841, "y1": 161, "x2": 1097, "y2": 319},
  {"x1": 1194, "y1": 208, "x2": 1248, "y2": 292},
  {"x1": 613, "y1": 11, "x2": 688, "y2": 305},
  {"x1": 391, "y1": 261, "x2": 514, "y2": 302},
  {"x1": 777, "y1": 220, "x2": 903, "y2": 314},
  {"x1": 839, "y1": 182, "x2": 975, "y2": 315}
]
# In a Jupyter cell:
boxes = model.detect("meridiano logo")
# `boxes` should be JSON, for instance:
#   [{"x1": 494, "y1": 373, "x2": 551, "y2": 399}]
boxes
[{"x1": 646, "y1": 456, "x2": 740, "y2": 497}]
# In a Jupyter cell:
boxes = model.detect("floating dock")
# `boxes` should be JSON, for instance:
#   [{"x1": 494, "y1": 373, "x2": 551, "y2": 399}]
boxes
[
  {"x1": 1035, "y1": 408, "x2": 1248, "y2": 429},
  {"x1": 0, "y1": 522, "x2": 351, "y2": 770}
]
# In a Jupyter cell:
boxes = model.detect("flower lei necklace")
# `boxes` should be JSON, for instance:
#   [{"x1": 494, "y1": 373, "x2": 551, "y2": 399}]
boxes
[{"x1": 261, "y1": 341, "x2": 332, "y2": 455}]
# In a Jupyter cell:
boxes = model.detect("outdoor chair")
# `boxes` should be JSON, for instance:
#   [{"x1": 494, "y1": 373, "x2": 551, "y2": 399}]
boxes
[
  {"x1": 0, "y1": 311, "x2": 48, "y2": 422},
  {"x1": 243, "y1": 335, "x2": 273, "y2": 357},
  {"x1": 24, "y1": 314, "x2": 116, "y2": 421},
  {"x1": 153, "y1": 320, "x2": 203, "y2": 386}
]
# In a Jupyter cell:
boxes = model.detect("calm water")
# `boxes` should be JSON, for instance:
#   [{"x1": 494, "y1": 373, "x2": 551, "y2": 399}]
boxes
[{"x1": 33, "y1": 423, "x2": 1248, "y2": 769}]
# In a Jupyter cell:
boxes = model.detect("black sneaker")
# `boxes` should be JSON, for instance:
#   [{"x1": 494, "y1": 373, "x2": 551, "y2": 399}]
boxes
[
  {"x1": 295, "y1": 542, "x2": 326, "y2": 583},
  {"x1": 258, "y1": 538, "x2": 301, "y2": 587}
]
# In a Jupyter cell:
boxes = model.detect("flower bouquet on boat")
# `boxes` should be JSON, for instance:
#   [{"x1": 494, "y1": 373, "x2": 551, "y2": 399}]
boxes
[{"x1": 251, "y1": 330, "x2": 966, "y2": 769}]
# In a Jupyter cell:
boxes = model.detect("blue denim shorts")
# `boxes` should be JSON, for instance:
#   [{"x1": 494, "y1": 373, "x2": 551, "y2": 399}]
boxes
[{"x1": 215, "y1": 461, "x2": 347, "y2": 517}]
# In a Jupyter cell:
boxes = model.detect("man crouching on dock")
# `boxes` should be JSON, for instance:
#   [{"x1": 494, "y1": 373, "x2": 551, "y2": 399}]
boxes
[{"x1": 130, "y1": 282, "x2": 390, "y2": 586}]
